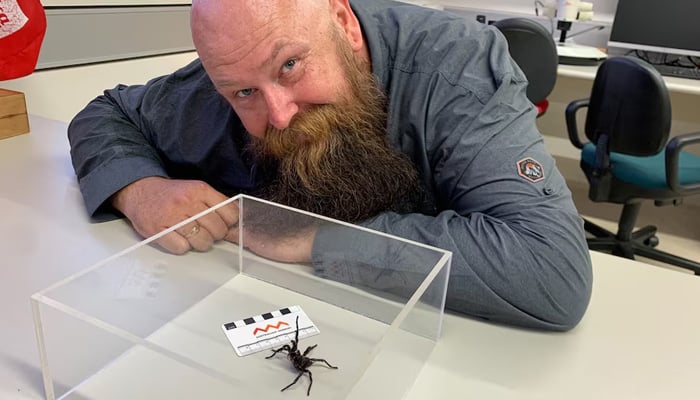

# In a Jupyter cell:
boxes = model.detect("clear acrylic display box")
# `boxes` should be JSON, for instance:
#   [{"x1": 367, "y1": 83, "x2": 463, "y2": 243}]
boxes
[{"x1": 31, "y1": 195, "x2": 451, "y2": 399}]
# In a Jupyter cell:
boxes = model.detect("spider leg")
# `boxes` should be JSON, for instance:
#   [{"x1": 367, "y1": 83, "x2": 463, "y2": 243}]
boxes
[
  {"x1": 293, "y1": 315, "x2": 300, "y2": 344},
  {"x1": 280, "y1": 370, "x2": 305, "y2": 393},
  {"x1": 305, "y1": 369, "x2": 313, "y2": 396},
  {"x1": 265, "y1": 344, "x2": 291, "y2": 359},
  {"x1": 302, "y1": 344, "x2": 317, "y2": 356},
  {"x1": 308, "y1": 358, "x2": 338, "y2": 369}
]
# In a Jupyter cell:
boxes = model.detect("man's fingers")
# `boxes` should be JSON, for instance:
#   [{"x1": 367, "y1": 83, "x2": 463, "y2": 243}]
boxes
[
  {"x1": 117, "y1": 178, "x2": 240, "y2": 255},
  {"x1": 155, "y1": 221, "x2": 218, "y2": 255},
  {"x1": 156, "y1": 231, "x2": 191, "y2": 255},
  {"x1": 152, "y1": 205, "x2": 234, "y2": 255},
  {"x1": 196, "y1": 213, "x2": 228, "y2": 240},
  {"x1": 201, "y1": 190, "x2": 239, "y2": 227},
  {"x1": 224, "y1": 227, "x2": 240, "y2": 244},
  {"x1": 177, "y1": 221, "x2": 215, "y2": 252},
  {"x1": 184, "y1": 199, "x2": 238, "y2": 242},
  {"x1": 214, "y1": 201, "x2": 240, "y2": 228},
  {"x1": 179, "y1": 222, "x2": 202, "y2": 240},
  {"x1": 186, "y1": 226, "x2": 215, "y2": 252}
]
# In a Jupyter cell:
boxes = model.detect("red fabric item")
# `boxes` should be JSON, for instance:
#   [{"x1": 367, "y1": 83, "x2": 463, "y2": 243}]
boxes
[
  {"x1": 0, "y1": 0, "x2": 47, "y2": 80},
  {"x1": 535, "y1": 99, "x2": 550, "y2": 117}
]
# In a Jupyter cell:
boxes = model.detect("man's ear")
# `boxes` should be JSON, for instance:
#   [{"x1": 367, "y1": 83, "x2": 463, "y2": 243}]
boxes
[{"x1": 329, "y1": 0, "x2": 364, "y2": 52}]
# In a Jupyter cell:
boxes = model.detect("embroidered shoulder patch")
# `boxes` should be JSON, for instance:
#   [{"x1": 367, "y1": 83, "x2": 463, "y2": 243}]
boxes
[{"x1": 517, "y1": 157, "x2": 545, "y2": 182}]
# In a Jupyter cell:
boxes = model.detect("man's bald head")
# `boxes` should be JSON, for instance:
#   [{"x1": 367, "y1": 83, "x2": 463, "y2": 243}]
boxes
[{"x1": 191, "y1": 0, "x2": 333, "y2": 61}]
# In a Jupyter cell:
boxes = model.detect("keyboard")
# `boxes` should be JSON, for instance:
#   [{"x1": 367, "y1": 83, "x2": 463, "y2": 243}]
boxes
[{"x1": 652, "y1": 64, "x2": 700, "y2": 80}]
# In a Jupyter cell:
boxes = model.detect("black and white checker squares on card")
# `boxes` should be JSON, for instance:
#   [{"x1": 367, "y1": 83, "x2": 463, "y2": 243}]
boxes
[{"x1": 222, "y1": 305, "x2": 320, "y2": 357}]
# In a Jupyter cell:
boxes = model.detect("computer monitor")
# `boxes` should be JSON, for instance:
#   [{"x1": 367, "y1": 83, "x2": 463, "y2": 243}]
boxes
[{"x1": 608, "y1": 0, "x2": 700, "y2": 58}]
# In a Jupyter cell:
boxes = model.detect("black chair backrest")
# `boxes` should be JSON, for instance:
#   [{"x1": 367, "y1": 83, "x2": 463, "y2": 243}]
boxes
[
  {"x1": 493, "y1": 18, "x2": 557, "y2": 105},
  {"x1": 585, "y1": 56, "x2": 671, "y2": 156}
]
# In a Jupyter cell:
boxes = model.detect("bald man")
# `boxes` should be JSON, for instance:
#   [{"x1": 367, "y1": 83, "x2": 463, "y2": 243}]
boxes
[{"x1": 68, "y1": 0, "x2": 593, "y2": 330}]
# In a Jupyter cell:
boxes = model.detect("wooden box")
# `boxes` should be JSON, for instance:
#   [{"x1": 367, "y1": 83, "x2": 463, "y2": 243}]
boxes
[{"x1": 0, "y1": 88, "x2": 30, "y2": 139}]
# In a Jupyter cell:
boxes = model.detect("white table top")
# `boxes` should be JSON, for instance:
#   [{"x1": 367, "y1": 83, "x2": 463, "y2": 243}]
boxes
[{"x1": 2, "y1": 116, "x2": 700, "y2": 399}]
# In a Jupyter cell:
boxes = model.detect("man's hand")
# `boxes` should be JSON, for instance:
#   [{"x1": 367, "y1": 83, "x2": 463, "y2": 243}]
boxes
[
  {"x1": 224, "y1": 225, "x2": 316, "y2": 264},
  {"x1": 111, "y1": 176, "x2": 239, "y2": 254}
]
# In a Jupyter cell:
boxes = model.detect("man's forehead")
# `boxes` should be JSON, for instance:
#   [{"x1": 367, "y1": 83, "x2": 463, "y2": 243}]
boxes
[
  {"x1": 194, "y1": 1, "x2": 301, "y2": 56},
  {"x1": 193, "y1": 0, "x2": 321, "y2": 24},
  {"x1": 213, "y1": 39, "x2": 310, "y2": 88},
  {"x1": 196, "y1": 0, "x2": 329, "y2": 43}
]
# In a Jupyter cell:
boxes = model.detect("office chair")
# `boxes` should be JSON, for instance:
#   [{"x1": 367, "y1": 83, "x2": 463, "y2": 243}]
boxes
[
  {"x1": 566, "y1": 56, "x2": 700, "y2": 275},
  {"x1": 493, "y1": 18, "x2": 558, "y2": 117}
]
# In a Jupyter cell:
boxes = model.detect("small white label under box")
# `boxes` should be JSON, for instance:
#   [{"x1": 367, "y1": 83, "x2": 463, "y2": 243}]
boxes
[
  {"x1": 116, "y1": 261, "x2": 167, "y2": 299},
  {"x1": 222, "y1": 305, "x2": 319, "y2": 357}
]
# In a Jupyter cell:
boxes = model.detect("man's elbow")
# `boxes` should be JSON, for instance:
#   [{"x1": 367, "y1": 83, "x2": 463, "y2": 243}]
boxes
[
  {"x1": 546, "y1": 285, "x2": 592, "y2": 331},
  {"x1": 447, "y1": 251, "x2": 593, "y2": 332},
  {"x1": 500, "y1": 247, "x2": 594, "y2": 331},
  {"x1": 535, "y1": 251, "x2": 593, "y2": 331}
]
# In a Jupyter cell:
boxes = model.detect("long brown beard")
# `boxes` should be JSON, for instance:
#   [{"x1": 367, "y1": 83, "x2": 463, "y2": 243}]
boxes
[{"x1": 247, "y1": 29, "x2": 423, "y2": 225}]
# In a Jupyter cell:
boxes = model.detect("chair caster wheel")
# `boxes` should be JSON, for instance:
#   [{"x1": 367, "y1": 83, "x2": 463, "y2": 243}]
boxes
[{"x1": 644, "y1": 236, "x2": 659, "y2": 248}]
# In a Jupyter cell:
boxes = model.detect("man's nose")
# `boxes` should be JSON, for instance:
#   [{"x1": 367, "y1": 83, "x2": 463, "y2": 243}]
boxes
[{"x1": 264, "y1": 87, "x2": 299, "y2": 130}]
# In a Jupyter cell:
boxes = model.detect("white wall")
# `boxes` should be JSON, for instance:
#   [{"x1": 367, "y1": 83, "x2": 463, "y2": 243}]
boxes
[
  {"x1": 1, "y1": 2, "x2": 198, "y2": 121},
  {"x1": 42, "y1": 1, "x2": 191, "y2": 5},
  {"x1": 1, "y1": 52, "x2": 198, "y2": 122},
  {"x1": 440, "y1": 0, "x2": 618, "y2": 21}
]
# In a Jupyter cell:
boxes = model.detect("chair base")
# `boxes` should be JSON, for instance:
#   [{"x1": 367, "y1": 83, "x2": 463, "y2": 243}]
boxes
[{"x1": 585, "y1": 218, "x2": 700, "y2": 275}]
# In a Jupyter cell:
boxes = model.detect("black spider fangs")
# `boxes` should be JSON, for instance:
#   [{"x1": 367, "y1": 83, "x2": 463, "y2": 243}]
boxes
[{"x1": 266, "y1": 315, "x2": 338, "y2": 396}]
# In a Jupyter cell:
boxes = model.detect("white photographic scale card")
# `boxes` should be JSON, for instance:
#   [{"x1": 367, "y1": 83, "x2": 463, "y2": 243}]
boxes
[{"x1": 222, "y1": 305, "x2": 320, "y2": 357}]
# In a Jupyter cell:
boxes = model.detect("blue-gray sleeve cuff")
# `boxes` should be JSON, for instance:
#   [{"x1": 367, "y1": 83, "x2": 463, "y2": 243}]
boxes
[
  {"x1": 310, "y1": 222, "x2": 444, "y2": 301},
  {"x1": 78, "y1": 156, "x2": 167, "y2": 217}
]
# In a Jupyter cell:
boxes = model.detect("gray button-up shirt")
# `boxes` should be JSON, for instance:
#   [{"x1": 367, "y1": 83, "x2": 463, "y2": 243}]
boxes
[{"x1": 68, "y1": 0, "x2": 592, "y2": 330}]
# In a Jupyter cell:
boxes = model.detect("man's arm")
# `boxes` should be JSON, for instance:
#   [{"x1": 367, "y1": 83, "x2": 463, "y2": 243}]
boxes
[
  {"x1": 68, "y1": 81, "x2": 169, "y2": 217},
  {"x1": 312, "y1": 102, "x2": 592, "y2": 331},
  {"x1": 310, "y1": 17, "x2": 592, "y2": 331},
  {"x1": 68, "y1": 60, "x2": 242, "y2": 252}
]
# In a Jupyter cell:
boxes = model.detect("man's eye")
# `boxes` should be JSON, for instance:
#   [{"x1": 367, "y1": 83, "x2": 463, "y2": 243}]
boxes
[
  {"x1": 282, "y1": 59, "x2": 296, "y2": 72},
  {"x1": 236, "y1": 88, "x2": 255, "y2": 98}
]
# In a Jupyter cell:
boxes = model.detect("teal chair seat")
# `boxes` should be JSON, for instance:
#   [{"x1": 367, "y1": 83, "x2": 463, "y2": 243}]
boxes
[
  {"x1": 582, "y1": 143, "x2": 700, "y2": 189},
  {"x1": 566, "y1": 56, "x2": 700, "y2": 274}
]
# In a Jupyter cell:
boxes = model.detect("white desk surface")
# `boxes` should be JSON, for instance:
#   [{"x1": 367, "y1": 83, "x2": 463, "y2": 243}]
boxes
[
  {"x1": 558, "y1": 64, "x2": 700, "y2": 96},
  {"x1": 2, "y1": 116, "x2": 700, "y2": 399}
]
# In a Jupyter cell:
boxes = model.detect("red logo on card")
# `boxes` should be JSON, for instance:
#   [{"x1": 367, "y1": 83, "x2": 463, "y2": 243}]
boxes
[{"x1": 252, "y1": 321, "x2": 289, "y2": 336}]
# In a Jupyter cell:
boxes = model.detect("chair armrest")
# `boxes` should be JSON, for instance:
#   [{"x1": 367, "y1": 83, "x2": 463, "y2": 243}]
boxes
[
  {"x1": 566, "y1": 99, "x2": 589, "y2": 149},
  {"x1": 665, "y1": 131, "x2": 700, "y2": 193}
]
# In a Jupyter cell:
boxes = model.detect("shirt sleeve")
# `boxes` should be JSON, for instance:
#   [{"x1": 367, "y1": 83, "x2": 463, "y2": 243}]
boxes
[
  {"x1": 68, "y1": 80, "x2": 170, "y2": 217},
  {"x1": 67, "y1": 59, "x2": 252, "y2": 218}
]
